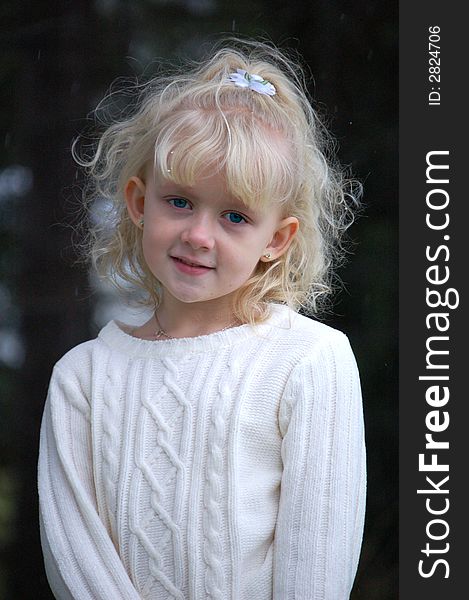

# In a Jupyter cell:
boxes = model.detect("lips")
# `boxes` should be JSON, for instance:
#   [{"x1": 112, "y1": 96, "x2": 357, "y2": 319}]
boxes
[
  {"x1": 172, "y1": 256, "x2": 214, "y2": 269},
  {"x1": 170, "y1": 255, "x2": 215, "y2": 276}
]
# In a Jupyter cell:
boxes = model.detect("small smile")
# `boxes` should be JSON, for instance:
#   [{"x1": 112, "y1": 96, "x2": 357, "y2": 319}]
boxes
[
  {"x1": 172, "y1": 256, "x2": 214, "y2": 268},
  {"x1": 171, "y1": 256, "x2": 215, "y2": 275}
]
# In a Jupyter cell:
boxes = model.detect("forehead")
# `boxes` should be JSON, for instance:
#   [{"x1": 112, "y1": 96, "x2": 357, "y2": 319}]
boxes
[{"x1": 151, "y1": 107, "x2": 295, "y2": 211}]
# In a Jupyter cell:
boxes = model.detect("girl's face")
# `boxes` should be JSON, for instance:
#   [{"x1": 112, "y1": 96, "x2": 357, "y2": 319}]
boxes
[{"x1": 125, "y1": 169, "x2": 298, "y2": 314}]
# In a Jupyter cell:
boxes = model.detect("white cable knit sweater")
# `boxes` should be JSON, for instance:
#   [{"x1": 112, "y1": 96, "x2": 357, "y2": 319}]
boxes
[{"x1": 38, "y1": 304, "x2": 366, "y2": 600}]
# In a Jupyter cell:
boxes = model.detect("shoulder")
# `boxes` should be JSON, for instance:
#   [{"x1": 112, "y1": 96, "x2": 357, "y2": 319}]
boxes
[
  {"x1": 270, "y1": 305, "x2": 361, "y2": 398},
  {"x1": 53, "y1": 335, "x2": 102, "y2": 378},
  {"x1": 269, "y1": 304, "x2": 355, "y2": 362},
  {"x1": 275, "y1": 308, "x2": 363, "y2": 435},
  {"x1": 48, "y1": 323, "x2": 115, "y2": 409},
  {"x1": 53, "y1": 320, "x2": 121, "y2": 372}
]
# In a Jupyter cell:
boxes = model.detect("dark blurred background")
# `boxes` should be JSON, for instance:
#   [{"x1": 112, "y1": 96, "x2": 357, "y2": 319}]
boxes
[{"x1": 0, "y1": 1, "x2": 397, "y2": 598}]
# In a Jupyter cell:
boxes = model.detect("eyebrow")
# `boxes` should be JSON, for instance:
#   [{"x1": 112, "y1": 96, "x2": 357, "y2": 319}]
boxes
[
  {"x1": 158, "y1": 181, "x2": 200, "y2": 199},
  {"x1": 158, "y1": 182, "x2": 254, "y2": 213}
]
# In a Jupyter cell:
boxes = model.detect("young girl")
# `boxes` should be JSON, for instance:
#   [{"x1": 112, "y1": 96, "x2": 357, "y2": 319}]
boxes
[{"x1": 38, "y1": 39, "x2": 366, "y2": 599}]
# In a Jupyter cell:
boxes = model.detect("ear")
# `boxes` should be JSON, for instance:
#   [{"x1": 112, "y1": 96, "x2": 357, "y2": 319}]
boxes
[
  {"x1": 261, "y1": 217, "x2": 299, "y2": 262},
  {"x1": 124, "y1": 176, "x2": 146, "y2": 227}
]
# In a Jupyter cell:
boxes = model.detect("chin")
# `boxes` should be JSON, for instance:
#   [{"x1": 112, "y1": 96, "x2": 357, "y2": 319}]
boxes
[{"x1": 170, "y1": 290, "x2": 212, "y2": 304}]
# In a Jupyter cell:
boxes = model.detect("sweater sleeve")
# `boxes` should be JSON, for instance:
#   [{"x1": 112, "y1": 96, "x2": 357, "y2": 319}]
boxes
[
  {"x1": 273, "y1": 332, "x2": 366, "y2": 600},
  {"x1": 38, "y1": 360, "x2": 141, "y2": 600}
]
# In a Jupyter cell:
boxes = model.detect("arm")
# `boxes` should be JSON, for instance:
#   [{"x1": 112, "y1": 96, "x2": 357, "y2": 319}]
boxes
[
  {"x1": 38, "y1": 362, "x2": 141, "y2": 600},
  {"x1": 274, "y1": 333, "x2": 366, "y2": 600}
]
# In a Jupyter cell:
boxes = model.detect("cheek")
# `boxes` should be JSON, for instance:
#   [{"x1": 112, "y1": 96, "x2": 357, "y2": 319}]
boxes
[
  {"x1": 141, "y1": 231, "x2": 166, "y2": 266},
  {"x1": 229, "y1": 253, "x2": 261, "y2": 283}
]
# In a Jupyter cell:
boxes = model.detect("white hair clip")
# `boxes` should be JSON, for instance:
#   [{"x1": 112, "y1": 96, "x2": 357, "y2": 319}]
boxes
[{"x1": 227, "y1": 69, "x2": 276, "y2": 96}]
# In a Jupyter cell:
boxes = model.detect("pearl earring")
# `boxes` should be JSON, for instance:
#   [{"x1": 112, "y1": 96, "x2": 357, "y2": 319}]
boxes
[
  {"x1": 263, "y1": 253, "x2": 272, "y2": 259},
  {"x1": 139, "y1": 218, "x2": 144, "y2": 228}
]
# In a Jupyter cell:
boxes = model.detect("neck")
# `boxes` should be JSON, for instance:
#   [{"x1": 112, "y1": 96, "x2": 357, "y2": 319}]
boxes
[{"x1": 154, "y1": 296, "x2": 239, "y2": 339}]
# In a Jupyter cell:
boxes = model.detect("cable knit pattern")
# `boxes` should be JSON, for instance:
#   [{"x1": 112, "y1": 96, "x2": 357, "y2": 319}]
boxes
[
  {"x1": 57, "y1": 376, "x2": 91, "y2": 421},
  {"x1": 38, "y1": 304, "x2": 366, "y2": 600},
  {"x1": 101, "y1": 361, "x2": 125, "y2": 546},
  {"x1": 203, "y1": 355, "x2": 239, "y2": 598},
  {"x1": 130, "y1": 357, "x2": 189, "y2": 599}
]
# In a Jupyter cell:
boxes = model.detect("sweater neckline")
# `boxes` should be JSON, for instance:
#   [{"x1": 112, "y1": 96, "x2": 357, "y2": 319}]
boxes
[{"x1": 98, "y1": 303, "x2": 295, "y2": 358}]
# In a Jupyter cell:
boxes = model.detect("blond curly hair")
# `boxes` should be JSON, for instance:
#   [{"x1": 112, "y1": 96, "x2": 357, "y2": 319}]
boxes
[{"x1": 74, "y1": 38, "x2": 360, "y2": 325}]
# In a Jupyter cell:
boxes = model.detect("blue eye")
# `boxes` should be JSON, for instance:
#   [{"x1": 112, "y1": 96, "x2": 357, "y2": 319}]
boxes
[
  {"x1": 224, "y1": 212, "x2": 246, "y2": 224},
  {"x1": 169, "y1": 197, "x2": 189, "y2": 209}
]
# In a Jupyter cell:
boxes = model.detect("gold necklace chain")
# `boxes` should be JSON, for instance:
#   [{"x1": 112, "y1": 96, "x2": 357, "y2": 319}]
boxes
[{"x1": 154, "y1": 313, "x2": 238, "y2": 339}]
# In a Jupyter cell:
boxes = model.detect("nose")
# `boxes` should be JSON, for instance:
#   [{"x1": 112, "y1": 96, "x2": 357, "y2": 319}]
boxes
[{"x1": 180, "y1": 213, "x2": 215, "y2": 250}]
